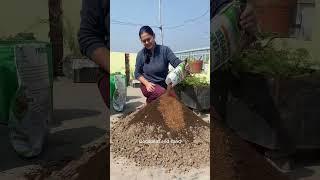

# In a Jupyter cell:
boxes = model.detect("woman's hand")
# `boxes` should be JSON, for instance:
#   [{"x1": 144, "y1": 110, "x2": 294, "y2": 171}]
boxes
[
  {"x1": 240, "y1": 3, "x2": 258, "y2": 35},
  {"x1": 239, "y1": 3, "x2": 259, "y2": 48},
  {"x1": 146, "y1": 82, "x2": 156, "y2": 92},
  {"x1": 92, "y1": 47, "x2": 109, "y2": 72}
]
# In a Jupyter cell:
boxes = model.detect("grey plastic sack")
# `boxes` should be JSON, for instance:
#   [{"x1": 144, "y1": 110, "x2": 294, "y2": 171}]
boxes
[
  {"x1": 112, "y1": 75, "x2": 126, "y2": 112},
  {"x1": 9, "y1": 44, "x2": 52, "y2": 158}
]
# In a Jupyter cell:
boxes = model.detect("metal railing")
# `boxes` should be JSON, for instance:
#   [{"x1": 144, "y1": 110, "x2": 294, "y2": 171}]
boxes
[
  {"x1": 175, "y1": 47, "x2": 210, "y2": 63},
  {"x1": 174, "y1": 47, "x2": 210, "y2": 73}
]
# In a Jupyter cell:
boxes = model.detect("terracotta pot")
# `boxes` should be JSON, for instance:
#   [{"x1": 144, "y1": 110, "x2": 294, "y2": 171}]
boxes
[
  {"x1": 190, "y1": 60, "x2": 203, "y2": 74},
  {"x1": 253, "y1": 0, "x2": 297, "y2": 36}
]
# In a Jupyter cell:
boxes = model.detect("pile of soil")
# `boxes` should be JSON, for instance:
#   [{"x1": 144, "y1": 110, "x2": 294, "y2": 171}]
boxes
[
  {"x1": 24, "y1": 136, "x2": 108, "y2": 180},
  {"x1": 112, "y1": 94, "x2": 289, "y2": 179},
  {"x1": 111, "y1": 94, "x2": 210, "y2": 172},
  {"x1": 212, "y1": 112, "x2": 290, "y2": 180}
]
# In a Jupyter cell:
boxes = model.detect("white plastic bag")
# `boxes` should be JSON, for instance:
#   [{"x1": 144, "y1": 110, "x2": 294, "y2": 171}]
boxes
[
  {"x1": 165, "y1": 61, "x2": 187, "y2": 87},
  {"x1": 211, "y1": 1, "x2": 243, "y2": 72},
  {"x1": 112, "y1": 75, "x2": 126, "y2": 112},
  {"x1": 9, "y1": 44, "x2": 52, "y2": 158}
]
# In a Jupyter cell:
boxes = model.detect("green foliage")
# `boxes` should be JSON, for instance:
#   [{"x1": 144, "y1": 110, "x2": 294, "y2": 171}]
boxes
[
  {"x1": 0, "y1": 33, "x2": 36, "y2": 41},
  {"x1": 63, "y1": 16, "x2": 82, "y2": 58},
  {"x1": 179, "y1": 75, "x2": 209, "y2": 88},
  {"x1": 231, "y1": 40, "x2": 315, "y2": 77}
]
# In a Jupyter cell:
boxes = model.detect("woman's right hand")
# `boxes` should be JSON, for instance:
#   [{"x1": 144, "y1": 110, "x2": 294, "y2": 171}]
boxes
[{"x1": 146, "y1": 82, "x2": 156, "y2": 92}]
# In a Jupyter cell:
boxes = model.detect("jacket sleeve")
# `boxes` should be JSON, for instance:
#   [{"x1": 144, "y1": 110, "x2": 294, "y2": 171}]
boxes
[
  {"x1": 166, "y1": 46, "x2": 182, "y2": 68},
  {"x1": 212, "y1": 0, "x2": 232, "y2": 18},
  {"x1": 134, "y1": 52, "x2": 144, "y2": 79},
  {"x1": 78, "y1": 0, "x2": 106, "y2": 59}
]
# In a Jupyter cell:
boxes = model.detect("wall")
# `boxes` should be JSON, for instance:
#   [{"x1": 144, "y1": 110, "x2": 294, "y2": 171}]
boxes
[
  {"x1": 110, "y1": 52, "x2": 125, "y2": 74},
  {"x1": 0, "y1": 0, "x2": 82, "y2": 56},
  {"x1": 0, "y1": 0, "x2": 50, "y2": 41},
  {"x1": 110, "y1": 52, "x2": 137, "y2": 80},
  {"x1": 129, "y1": 53, "x2": 137, "y2": 79}
]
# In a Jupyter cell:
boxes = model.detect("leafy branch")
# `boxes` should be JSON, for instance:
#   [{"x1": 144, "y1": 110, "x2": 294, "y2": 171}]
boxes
[
  {"x1": 62, "y1": 16, "x2": 82, "y2": 58},
  {"x1": 231, "y1": 38, "x2": 315, "y2": 77},
  {"x1": 178, "y1": 75, "x2": 209, "y2": 88}
]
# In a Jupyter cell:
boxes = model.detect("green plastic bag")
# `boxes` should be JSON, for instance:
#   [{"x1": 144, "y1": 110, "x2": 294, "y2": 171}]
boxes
[
  {"x1": 110, "y1": 73, "x2": 116, "y2": 101},
  {"x1": 110, "y1": 72, "x2": 127, "y2": 101},
  {"x1": 0, "y1": 46, "x2": 18, "y2": 124},
  {"x1": 112, "y1": 74, "x2": 126, "y2": 112}
]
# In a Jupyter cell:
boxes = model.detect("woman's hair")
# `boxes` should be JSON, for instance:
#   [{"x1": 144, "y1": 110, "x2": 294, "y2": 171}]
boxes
[
  {"x1": 139, "y1": 26, "x2": 155, "y2": 64},
  {"x1": 139, "y1": 26, "x2": 155, "y2": 38}
]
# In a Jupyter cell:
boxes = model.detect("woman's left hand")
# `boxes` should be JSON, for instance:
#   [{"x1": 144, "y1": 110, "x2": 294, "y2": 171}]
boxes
[{"x1": 240, "y1": 3, "x2": 258, "y2": 35}]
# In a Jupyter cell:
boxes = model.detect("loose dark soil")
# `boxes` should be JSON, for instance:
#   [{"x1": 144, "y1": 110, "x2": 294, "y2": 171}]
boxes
[
  {"x1": 212, "y1": 110, "x2": 290, "y2": 180},
  {"x1": 23, "y1": 136, "x2": 108, "y2": 180},
  {"x1": 111, "y1": 94, "x2": 210, "y2": 172}
]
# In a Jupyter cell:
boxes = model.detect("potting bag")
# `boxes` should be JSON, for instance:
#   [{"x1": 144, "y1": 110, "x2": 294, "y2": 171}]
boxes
[
  {"x1": 9, "y1": 44, "x2": 52, "y2": 158},
  {"x1": 112, "y1": 74, "x2": 126, "y2": 112},
  {"x1": 166, "y1": 61, "x2": 187, "y2": 87},
  {"x1": 211, "y1": 1, "x2": 243, "y2": 71}
]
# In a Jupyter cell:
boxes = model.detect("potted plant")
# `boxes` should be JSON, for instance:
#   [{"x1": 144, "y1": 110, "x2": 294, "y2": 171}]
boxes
[
  {"x1": 253, "y1": 0, "x2": 297, "y2": 36},
  {"x1": 175, "y1": 75, "x2": 210, "y2": 110},
  {"x1": 188, "y1": 57, "x2": 203, "y2": 74},
  {"x1": 225, "y1": 38, "x2": 320, "y2": 149}
]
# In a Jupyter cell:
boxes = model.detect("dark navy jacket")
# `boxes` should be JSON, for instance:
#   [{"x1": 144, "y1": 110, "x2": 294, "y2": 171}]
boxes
[
  {"x1": 134, "y1": 44, "x2": 182, "y2": 88},
  {"x1": 211, "y1": 0, "x2": 232, "y2": 18},
  {"x1": 78, "y1": 0, "x2": 108, "y2": 59}
]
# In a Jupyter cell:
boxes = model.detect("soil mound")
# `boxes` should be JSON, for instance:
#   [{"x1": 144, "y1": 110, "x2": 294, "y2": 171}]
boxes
[
  {"x1": 212, "y1": 114, "x2": 290, "y2": 180},
  {"x1": 111, "y1": 95, "x2": 210, "y2": 172}
]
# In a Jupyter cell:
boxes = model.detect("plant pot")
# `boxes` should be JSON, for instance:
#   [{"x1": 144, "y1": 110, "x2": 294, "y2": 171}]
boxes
[
  {"x1": 190, "y1": 60, "x2": 203, "y2": 74},
  {"x1": 225, "y1": 71, "x2": 320, "y2": 150},
  {"x1": 253, "y1": 0, "x2": 297, "y2": 36},
  {"x1": 175, "y1": 85, "x2": 210, "y2": 110}
]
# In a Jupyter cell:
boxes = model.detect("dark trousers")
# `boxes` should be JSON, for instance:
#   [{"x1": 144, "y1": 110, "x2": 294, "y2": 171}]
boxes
[{"x1": 140, "y1": 83, "x2": 176, "y2": 104}]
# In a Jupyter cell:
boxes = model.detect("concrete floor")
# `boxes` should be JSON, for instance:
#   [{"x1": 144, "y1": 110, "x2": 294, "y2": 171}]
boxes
[
  {"x1": 288, "y1": 150, "x2": 320, "y2": 180},
  {"x1": 110, "y1": 86, "x2": 145, "y2": 121},
  {"x1": 0, "y1": 77, "x2": 107, "y2": 179},
  {"x1": 291, "y1": 165, "x2": 320, "y2": 180}
]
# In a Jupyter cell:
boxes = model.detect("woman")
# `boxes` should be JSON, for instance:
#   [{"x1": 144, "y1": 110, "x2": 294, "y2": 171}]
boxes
[
  {"x1": 134, "y1": 26, "x2": 187, "y2": 104},
  {"x1": 78, "y1": 0, "x2": 109, "y2": 107}
]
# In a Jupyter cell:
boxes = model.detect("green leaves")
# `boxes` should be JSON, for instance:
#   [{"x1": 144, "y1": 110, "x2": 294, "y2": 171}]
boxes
[
  {"x1": 63, "y1": 16, "x2": 82, "y2": 58},
  {"x1": 0, "y1": 33, "x2": 36, "y2": 41},
  {"x1": 179, "y1": 75, "x2": 209, "y2": 88},
  {"x1": 231, "y1": 41, "x2": 315, "y2": 77}
]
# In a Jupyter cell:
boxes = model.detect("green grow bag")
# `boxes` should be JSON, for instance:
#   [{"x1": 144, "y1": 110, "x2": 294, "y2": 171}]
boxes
[
  {"x1": 110, "y1": 72, "x2": 127, "y2": 101},
  {"x1": 0, "y1": 46, "x2": 18, "y2": 124}
]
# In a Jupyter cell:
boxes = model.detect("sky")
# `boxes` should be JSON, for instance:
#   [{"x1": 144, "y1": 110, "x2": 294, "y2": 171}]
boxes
[{"x1": 110, "y1": 0, "x2": 210, "y2": 53}]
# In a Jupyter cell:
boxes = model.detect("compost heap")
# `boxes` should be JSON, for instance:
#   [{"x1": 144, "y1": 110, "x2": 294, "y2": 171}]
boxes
[
  {"x1": 111, "y1": 94, "x2": 210, "y2": 172},
  {"x1": 212, "y1": 113, "x2": 290, "y2": 180},
  {"x1": 111, "y1": 93, "x2": 290, "y2": 179}
]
